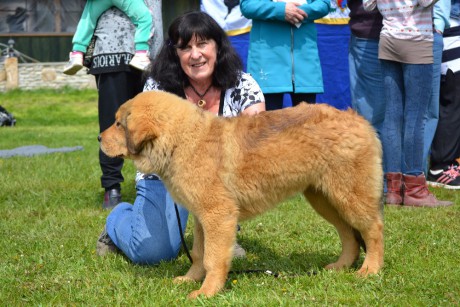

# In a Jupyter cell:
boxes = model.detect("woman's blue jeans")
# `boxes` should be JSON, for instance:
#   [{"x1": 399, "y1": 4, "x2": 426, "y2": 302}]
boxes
[
  {"x1": 106, "y1": 178, "x2": 189, "y2": 264},
  {"x1": 380, "y1": 59, "x2": 433, "y2": 175}
]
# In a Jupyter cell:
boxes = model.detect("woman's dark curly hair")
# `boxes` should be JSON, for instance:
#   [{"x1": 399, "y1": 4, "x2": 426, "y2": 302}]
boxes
[{"x1": 148, "y1": 11, "x2": 243, "y2": 97}]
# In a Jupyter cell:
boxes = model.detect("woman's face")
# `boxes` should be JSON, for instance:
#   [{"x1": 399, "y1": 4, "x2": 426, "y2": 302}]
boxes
[{"x1": 176, "y1": 35, "x2": 217, "y2": 84}]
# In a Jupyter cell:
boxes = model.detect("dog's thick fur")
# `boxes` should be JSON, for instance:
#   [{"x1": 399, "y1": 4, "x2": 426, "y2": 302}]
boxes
[{"x1": 100, "y1": 91, "x2": 384, "y2": 298}]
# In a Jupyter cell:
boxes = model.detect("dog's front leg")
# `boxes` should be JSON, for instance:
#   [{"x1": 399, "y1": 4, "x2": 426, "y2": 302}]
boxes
[
  {"x1": 187, "y1": 211, "x2": 238, "y2": 299},
  {"x1": 174, "y1": 216, "x2": 206, "y2": 283}
]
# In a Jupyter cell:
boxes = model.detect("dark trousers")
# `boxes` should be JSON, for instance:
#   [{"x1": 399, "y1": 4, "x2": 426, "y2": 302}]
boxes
[
  {"x1": 96, "y1": 71, "x2": 143, "y2": 190},
  {"x1": 264, "y1": 93, "x2": 317, "y2": 111},
  {"x1": 430, "y1": 70, "x2": 460, "y2": 170}
]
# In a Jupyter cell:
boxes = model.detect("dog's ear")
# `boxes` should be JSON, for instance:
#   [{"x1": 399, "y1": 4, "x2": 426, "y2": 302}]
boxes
[{"x1": 125, "y1": 111, "x2": 158, "y2": 154}]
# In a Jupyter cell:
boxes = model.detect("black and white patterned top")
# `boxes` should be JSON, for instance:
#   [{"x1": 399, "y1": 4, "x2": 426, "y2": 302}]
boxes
[
  {"x1": 136, "y1": 71, "x2": 264, "y2": 182},
  {"x1": 143, "y1": 72, "x2": 265, "y2": 117}
]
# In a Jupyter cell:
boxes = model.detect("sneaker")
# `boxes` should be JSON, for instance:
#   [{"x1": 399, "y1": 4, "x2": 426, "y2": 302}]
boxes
[
  {"x1": 96, "y1": 226, "x2": 118, "y2": 256},
  {"x1": 102, "y1": 188, "x2": 122, "y2": 210},
  {"x1": 427, "y1": 165, "x2": 460, "y2": 190},
  {"x1": 233, "y1": 225, "x2": 246, "y2": 258},
  {"x1": 129, "y1": 52, "x2": 150, "y2": 71},
  {"x1": 63, "y1": 52, "x2": 83, "y2": 75}
]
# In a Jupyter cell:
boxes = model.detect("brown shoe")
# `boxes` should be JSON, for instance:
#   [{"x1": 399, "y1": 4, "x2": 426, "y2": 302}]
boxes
[
  {"x1": 385, "y1": 172, "x2": 403, "y2": 205},
  {"x1": 403, "y1": 174, "x2": 453, "y2": 207}
]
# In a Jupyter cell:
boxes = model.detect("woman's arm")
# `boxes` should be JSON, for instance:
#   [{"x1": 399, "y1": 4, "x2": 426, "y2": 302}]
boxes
[
  {"x1": 433, "y1": 0, "x2": 451, "y2": 33},
  {"x1": 242, "y1": 102, "x2": 266, "y2": 116},
  {"x1": 236, "y1": 73, "x2": 266, "y2": 115},
  {"x1": 240, "y1": 0, "x2": 288, "y2": 22},
  {"x1": 299, "y1": 0, "x2": 331, "y2": 22},
  {"x1": 419, "y1": 0, "x2": 440, "y2": 8}
]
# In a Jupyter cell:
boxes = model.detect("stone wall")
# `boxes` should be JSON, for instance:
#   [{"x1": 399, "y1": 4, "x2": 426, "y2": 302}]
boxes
[{"x1": 0, "y1": 60, "x2": 96, "y2": 92}]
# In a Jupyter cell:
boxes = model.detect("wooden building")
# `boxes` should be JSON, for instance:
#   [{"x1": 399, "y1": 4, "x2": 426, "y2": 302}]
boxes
[{"x1": 0, "y1": 0, "x2": 199, "y2": 62}]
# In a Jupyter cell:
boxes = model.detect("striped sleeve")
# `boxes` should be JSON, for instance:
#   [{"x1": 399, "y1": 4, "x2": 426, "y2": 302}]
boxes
[{"x1": 441, "y1": 26, "x2": 460, "y2": 74}]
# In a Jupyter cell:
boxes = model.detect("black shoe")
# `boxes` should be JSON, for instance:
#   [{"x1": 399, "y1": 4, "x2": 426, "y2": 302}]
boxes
[
  {"x1": 102, "y1": 188, "x2": 121, "y2": 210},
  {"x1": 96, "y1": 226, "x2": 118, "y2": 256}
]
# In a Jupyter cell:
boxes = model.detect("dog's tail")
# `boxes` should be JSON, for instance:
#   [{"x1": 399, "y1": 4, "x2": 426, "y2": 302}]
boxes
[{"x1": 353, "y1": 228, "x2": 367, "y2": 252}]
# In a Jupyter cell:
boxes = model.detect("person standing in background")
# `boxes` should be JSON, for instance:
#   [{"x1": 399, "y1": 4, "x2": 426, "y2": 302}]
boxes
[
  {"x1": 348, "y1": 0, "x2": 386, "y2": 199},
  {"x1": 363, "y1": 0, "x2": 452, "y2": 207},
  {"x1": 63, "y1": 0, "x2": 153, "y2": 75},
  {"x1": 241, "y1": 0, "x2": 330, "y2": 110},
  {"x1": 86, "y1": 0, "x2": 163, "y2": 209},
  {"x1": 6, "y1": 7, "x2": 29, "y2": 32},
  {"x1": 428, "y1": 0, "x2": 460, "y2": 189},
  {"x1": 348, "y1": 0, "x2": 384, "y2": 136},
  {"x1": 201, "y1": 0, "x2": 252, "y2": 71},
  {"x1": 423, "y1": 0, "x2": 451, "y2": 174}
]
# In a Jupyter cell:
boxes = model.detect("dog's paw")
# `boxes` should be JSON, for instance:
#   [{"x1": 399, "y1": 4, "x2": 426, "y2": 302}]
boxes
[
  {"x1": 187, "y1": 290, "x2": 203, "y2": 299},
  {"x1": 324, "y1": 262, "x2": 345, "y2": 271},
  {"x1": 187, "y1": 288, "x2": 219, "y2": 299},
  {"x1": 356, "y1": 266, "x2": 380, "y2": 276},
  {"x1": 173, "y1": 275, "x2": 195, "y2": 284}
]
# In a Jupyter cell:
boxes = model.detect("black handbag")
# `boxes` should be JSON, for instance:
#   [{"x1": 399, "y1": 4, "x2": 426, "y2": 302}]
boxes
[{"x1": 0, "y1": 105, "x2": 16, "y2": 126}]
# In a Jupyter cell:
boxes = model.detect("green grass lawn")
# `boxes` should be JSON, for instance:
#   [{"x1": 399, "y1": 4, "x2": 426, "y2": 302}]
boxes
[{"x1": 0, "y1": 88, "x2": 459, "y2": 305}]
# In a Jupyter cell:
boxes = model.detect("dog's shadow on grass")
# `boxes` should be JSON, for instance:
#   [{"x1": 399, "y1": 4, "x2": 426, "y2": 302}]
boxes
[
  {"x1": 229, "y1": 236, "x2": 336, "y2": 278},
  {"x1": 119, "y1": 235, "x2": 366, "y2": 290},
  {"x1": 166, "y1": 235, "x2": 359, "y2": 280}
]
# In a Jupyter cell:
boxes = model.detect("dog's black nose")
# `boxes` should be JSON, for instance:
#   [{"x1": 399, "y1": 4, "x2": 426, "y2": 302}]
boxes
[{"x1": 97, "y1": 135, "x2": 101, "y2": 142}]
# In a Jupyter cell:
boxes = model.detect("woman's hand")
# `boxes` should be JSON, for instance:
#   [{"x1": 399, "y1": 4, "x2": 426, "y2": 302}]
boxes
[
  {"x1": 284, "y1": 2, "x2": 308, "y2": 25},
  {"x1": 242, "y1": 101, "x2": 266, "y2": 116}
]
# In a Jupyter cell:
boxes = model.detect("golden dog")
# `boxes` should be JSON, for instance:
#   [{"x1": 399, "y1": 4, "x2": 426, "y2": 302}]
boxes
[{"x1": 100, "y1": 91, "x2": 384, "y2": 298}]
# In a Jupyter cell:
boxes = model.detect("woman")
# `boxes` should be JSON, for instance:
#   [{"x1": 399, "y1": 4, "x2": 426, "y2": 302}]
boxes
[
  {"x1": 80, "y1": 1, "x2": 163, "y2": 210},
  {"x1": 363, "y1": 0, "x2": 452, "y2": 207},
  {"x1": 241, "y1": 0, "x2": 330, "y2": 110},
  {"x1": 348, "y1": 0, "x2": 384, "y2": 136},
  {"x1": 96, "y1": 11, "x2": 266, "y2": 264},
  {"x1": 428, "y1": 0, "x2": 460, "y2": 189}
]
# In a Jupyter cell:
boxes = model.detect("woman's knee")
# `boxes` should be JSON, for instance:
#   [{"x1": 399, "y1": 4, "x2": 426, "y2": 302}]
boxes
[{"x1": 128, "y1": 240, "x2": 179, "y2": 265}]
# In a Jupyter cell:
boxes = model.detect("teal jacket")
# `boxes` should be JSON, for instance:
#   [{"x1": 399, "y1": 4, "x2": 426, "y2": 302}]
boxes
[{"x1": 241, "y1": 0, "x2": 330, "y2": 94}]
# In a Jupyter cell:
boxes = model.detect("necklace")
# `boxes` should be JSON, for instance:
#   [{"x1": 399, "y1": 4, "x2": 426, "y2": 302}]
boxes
[{"x1": 189, "y1": 83, "x2": 213, "y2": 108}]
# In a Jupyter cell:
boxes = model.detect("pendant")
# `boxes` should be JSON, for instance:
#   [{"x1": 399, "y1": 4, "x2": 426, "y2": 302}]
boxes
[{"x1": 198, "y1": 99, "x2": 206, "y2": 108}]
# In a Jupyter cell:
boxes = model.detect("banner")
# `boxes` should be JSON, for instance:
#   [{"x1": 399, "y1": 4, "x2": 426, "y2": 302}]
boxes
[{"x1": 316, "y1": 0, "x2": 350, "y2": 25}]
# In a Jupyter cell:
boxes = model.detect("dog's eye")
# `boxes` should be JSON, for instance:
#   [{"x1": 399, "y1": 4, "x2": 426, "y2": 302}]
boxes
[{"x1": 116, "y1": 121, "x2": 121, "y2": 127}]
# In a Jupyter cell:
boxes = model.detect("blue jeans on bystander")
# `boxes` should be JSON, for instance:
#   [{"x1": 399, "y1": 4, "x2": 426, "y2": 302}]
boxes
[
  {"x1": 380, "y1": 59, "x2": 433, "y2": 175},
  {"x1": 423, "y1": 32, "x2": 444, "y2": 173},
  {"x1": 348, "y1": 34, "x2": 385, "y2": 137}
]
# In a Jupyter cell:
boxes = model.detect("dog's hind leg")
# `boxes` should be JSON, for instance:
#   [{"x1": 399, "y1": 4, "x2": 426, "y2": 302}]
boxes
[
  {"x1": 322, "y1": 191, "x2": 384, "y2": 276},
  {"x1": 353, "y1": 217, "x2": 383, "y2": 276},
  {"x1": 304, "y1": 188, "x2": 361, "y2": 270},
  {"x1": 187, "y1": 207, "x2": 239, "y2": 299},
  {"x1": 174, "y1": 216, "x2": 206, "y2": 284}
]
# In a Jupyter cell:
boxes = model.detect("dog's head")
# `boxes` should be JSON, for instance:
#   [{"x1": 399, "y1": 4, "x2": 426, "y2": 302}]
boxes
[
  {"x1": 100, "y1": 95, "x2": 154, "y2": 158},
  {"x1": 100, "y1": 91, "x2": 189, "y2": 173}
]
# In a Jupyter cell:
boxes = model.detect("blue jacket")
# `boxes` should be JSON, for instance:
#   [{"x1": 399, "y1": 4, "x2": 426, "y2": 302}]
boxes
[{"x1": 241, "y1": 0, "x2": 330, "y2": 94}]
